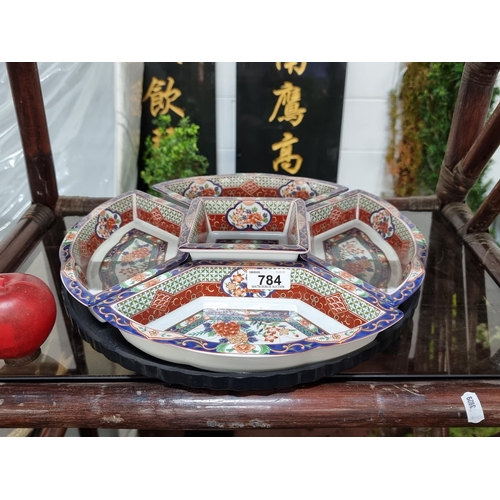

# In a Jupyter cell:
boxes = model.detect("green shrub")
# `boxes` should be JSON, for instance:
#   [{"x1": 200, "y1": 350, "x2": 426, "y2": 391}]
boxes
[{"x1": 141, "y1": 114, "x2": 209, "y2": 193}]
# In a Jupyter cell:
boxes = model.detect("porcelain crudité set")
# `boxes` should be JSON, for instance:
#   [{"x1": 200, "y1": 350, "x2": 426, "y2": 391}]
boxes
[{"x1": 59, "y1": 173, "x2": 427, "y2": 373}]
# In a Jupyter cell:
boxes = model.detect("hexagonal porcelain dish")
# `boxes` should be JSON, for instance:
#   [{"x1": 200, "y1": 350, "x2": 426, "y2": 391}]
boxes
[
  {"x1": 91, "y1": 260, "x2": 403, "y2": 372},
  {"x1": 303, "y1": 189, "x2": 427, "y2": 306},
  {"x1": 152, "y1": 173, "x2": 348, "y2": 209},
  {"x1": 177, "y1": 197, "x2": 310, "y2": 262},
  {"x1": 59, "y1": 190, "x2": 188, "y2": 308}
]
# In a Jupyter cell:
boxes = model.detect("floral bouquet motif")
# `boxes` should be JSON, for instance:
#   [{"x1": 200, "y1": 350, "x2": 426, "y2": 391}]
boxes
[
  {"x1": 279, "y1": 179, "x2": 316, "y2": 201},
  {"x1": 370, "y1": 208, "x2": 395, "y2": 239},
  {"x1": 226, "y1": 200, "x2": 271, "y2": 230},
  {"x1": 221, "y1": 268, "x2": 273, "y2": 298},
  {"x1": 96, "y1": 209, "x2": 122, "y2": 239},
  {"x1": 183, "y1": 179, "x2": 223, "y2": 199}
]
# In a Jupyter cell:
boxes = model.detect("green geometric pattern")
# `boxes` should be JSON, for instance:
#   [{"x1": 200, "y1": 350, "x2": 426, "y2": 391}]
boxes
[
  {"x1": 337, "y1": 195, "x2": 358, "y2": 212},
  {"x1": 73, "y1": 215, "x2": 101, "y2": 263},
  {"x1": 116, "y1": 266, "x2": 229, "y2": 316},
  {"x1": 77, "y1": 216, "x2": 99, "y2": 243},
  {"x1": 359, "y1": 194, "x2": 385, "y2": 215},
  {"x1": 342, "y1": 293, "x2": 379, "y2": 320},
  {"x1": 393, "y1": 217, "x2": 414, "y2": 253},
  {"x1": 162, "y1": 205, "x2": 184, "y2": 226},
  {"x1": 189, "y1": 204, "x2": 207, "y2": 241},
  {"x1": 309, "y1": 204, "x2": 335, "y2": 223},
  {"x1": 118, "y1": 292, "x2": 154, "y2": 317},
  {"x1": 288, "y1": 209, "x2": 298, "y2": 245},
  {"x1": 136, "y1": 196, "x2": 157, "y2": 213},
  {"x1": 115, "y1": 265, "x2": 381, "y2": 321},
  {"x1": 107, "y1": 197, "x2": 133, "y2": 215}
]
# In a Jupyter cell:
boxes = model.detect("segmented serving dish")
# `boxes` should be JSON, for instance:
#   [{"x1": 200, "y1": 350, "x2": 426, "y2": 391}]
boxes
[{"x1": 60, "y1": 177, "x2": 427, "y2": 377}]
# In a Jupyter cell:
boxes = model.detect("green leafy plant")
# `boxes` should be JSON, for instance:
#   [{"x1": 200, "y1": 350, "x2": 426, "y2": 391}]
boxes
[
  {"x1": 416, "y1": 62, "x2": 464, "y2": 195},
  {"x1": 386, "y1": 63, "x2": 429, "y2": 197},
  {"x1": 141, "y1": 114, "x2": 209, "y2": 193},
  {"x1": 387, "y1": 62, "x2": 499, "y2": 212}
]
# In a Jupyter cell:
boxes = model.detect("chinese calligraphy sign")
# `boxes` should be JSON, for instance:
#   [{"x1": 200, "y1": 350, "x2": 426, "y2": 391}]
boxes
[
  {"x1": 142, "y1": 76, "x2": 185, "y2": 118},
  {"x1": 269, "y1": 81, "x2": 307, "y2": 127},
  {"x1": 272, "y1": 132, "x2": 303, "y2": 174},
  {"x1": 236, "y1": 62, "x2": 346, "y2": 182}
]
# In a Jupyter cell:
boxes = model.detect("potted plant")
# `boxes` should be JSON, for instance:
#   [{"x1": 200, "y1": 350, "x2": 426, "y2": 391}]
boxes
[{"x1": 140, "y1": 114, "x2": 209, "y2": 193}]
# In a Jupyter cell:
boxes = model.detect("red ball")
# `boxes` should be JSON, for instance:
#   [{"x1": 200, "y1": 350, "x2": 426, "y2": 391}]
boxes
[{"x1": 0, "y1": 273, "x2": 57, "y2": 360}]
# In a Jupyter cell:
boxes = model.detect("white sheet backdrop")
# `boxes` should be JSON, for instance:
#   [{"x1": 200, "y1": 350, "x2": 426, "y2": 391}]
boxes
[{"x1": 0, "y1": 62, "x2": 143, "y2": 242}]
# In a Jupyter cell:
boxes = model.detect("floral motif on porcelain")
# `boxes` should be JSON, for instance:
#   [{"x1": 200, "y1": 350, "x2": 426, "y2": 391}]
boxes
[
  {"x1": 166, "y1": 308, "x2": 323, "y2": 354},
  {"x1": 99, "y1": 229, "x2": 168, "y2": 288},
  {"x1": 96, "y1": 209, "x2": 122, "y2": 239},
  {"x1": 226, "y1": 200, "x2": 271, "y2": 230},
  {"x1": 323, "y1": 228, "x2": 391, "y2": 289},
  {"x1": 221, "y1": 268, "x2": 274, "y2": 298},
  {"x1": 183, "y1": 179, "x2": 223, "y2": 199},
  {"x1": 370, "y1": 208, "x2": 395, "y2": 239},
  {"x1": 279, "y1": 179, "x2": 317, "y2": 201},
  {"x1": 177, "y1": 197, "x2": 310, "y2": 261}
]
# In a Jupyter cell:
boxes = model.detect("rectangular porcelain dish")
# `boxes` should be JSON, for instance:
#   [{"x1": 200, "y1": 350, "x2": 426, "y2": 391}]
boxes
[{"x1": 178, "y1": 197, "x2": 310, "y2": 262}]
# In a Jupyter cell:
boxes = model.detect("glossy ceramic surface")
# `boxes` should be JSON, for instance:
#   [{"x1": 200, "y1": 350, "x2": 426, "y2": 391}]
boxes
[
  {"x1": 59, "y1": 190, "x2": 188, "y2": 308},
  {"x1": 304, "y1": 189, "x2": 427, "y2": 305},
  {"x1": 152, "y1": 173, "x2": 348, "y2": 209},
  {"x1": 177, "y1": 197, "x2": 310, "y2": 262},
  {"x1": 92, "y1": 260, "x2": 403, "y2": 372}
]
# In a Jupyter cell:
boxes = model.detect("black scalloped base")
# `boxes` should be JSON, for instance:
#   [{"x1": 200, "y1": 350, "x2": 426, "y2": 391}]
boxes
[{"x1": 63, "y1": 288, "x2": 421, "y2": 392}]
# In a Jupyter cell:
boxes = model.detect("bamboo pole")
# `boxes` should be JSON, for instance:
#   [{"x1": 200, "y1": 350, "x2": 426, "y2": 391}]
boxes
[
  {"x1": 0, "y1": 203, "x2": 54, "y2": 273},
  {"x1": 459, "y1": 101, "x2": 500, "y2": 182},
  {"x1": 443, "y1": 62, "x2": 500, "y2": 173},
  {"x1": 6, "y1": 63, "x2": 59, "y2": 209},
  {"x1": 466, "y1": 177, "x2": 500, "y2": 233},
  {"x1": 436, "y1": 62, "x2": 500, "y2": 207}
]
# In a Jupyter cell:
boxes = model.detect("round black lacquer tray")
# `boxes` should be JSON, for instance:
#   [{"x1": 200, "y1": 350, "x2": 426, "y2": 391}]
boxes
[{"x1": 63, "y1": 288, "x2": 421, "y2": 392}]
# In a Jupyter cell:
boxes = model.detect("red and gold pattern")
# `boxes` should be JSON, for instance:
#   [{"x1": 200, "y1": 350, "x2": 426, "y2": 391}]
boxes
[
  {"x1": 207, "y1": 213, "x2": 287, "y2": 232},
  {"x1": 311, "y1": 207, "x2": 356, "y2": 237},
  {"x1": 137, "y1": 208, "x2": 180, "y2": 237},
  {"x1": 130, "y1": 279, "x2": 364, "y2": 328}
]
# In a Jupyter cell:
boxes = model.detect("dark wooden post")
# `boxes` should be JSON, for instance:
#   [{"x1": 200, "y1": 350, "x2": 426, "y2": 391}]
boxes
[
  {"x1": 443, "y1": 62, "x2": 500, "y2": 173},
  {"x1": 6, "y1": 62, "x2": 59, "y2": 209},
  {"x1": 0, "y1": 204, "x2": 54, "y2": 273},
  {"x1": 436, "y1": 62, "x2": 500, "y2": 207},
  {"x1": 466, "y1": 177, "x2": 500, "y2": 234}
]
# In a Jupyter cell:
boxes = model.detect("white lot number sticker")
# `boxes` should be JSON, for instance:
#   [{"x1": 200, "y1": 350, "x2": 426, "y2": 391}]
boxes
[
  {"x1": 246, "y1": 269, "x2": 291, "y2": 290},
  {"x1": 461, "y1": 392, "x2": 485, "y2": 423}
]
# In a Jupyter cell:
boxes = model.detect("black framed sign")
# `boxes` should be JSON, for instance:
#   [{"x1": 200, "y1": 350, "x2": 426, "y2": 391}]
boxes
[
  {"x1": 137, "y1": 62, "x2": 216, "y2": 191},
  {"x1": 236, "y1": 62, "x2": 346, "y2": 182}
]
